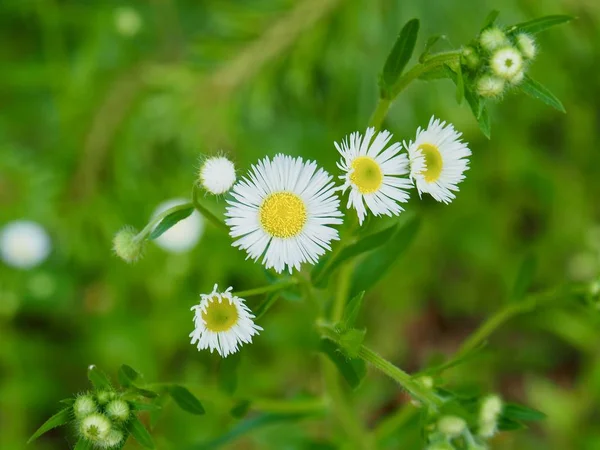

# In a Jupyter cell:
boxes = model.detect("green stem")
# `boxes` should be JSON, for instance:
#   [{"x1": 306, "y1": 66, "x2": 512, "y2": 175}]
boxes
[
  {"x1": 368, "y1": 51, "x2": 462, "y2": 130},
  {"x1": 250, "y1": 397, "x2": 326, "y2": 415},
  {"x1": 234, "y1": 279, "x2": 298, "y2": 298},
  {"x1": 191, "y1": 185, "x2": 229, "y2": 233},
  {"x1": 135, "y1": 202, "x2": 194, "y2": 242},
  {"x1": 358, "y1": 346, "x2": 442, "y2": 409}
]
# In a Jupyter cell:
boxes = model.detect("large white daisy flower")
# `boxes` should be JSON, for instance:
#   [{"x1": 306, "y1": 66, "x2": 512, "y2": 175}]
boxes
[
  {"x1": 335, "y1": 128, "x2": 412, "y2": 225},
  {"x1": 189, "y1": 285, "x2": 262, "y2": 357},
  {"x1": 404, "y1": 117, "x2": 471, "y2": 204},
  {"x1": 225, "y1": 154, "x2": 343, "y2": 273}
]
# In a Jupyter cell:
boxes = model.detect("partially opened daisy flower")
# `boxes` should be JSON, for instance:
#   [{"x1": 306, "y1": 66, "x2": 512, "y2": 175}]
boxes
[
  {"x1": 190, "y1": 285, "x2": 262, "y2": 357},
  {"x1": 226, "y1": 154, "x2": 343, "y2": 273},
  {"x1": 404, "y1": 117, "x2": 471, "y2": 203},
  {"x1": 335, "y1": 128, "x2": 412, "y2": 224}
]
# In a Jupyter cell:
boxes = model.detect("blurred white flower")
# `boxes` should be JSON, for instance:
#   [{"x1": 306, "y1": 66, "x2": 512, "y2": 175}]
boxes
[
  {"x1": 0, "y1": 220, "x2": 51, "y2": 269},
  {"x1": 114, "y1": 7, "x2": 142, "y2": 37},
  {"x1": 152, "y1": 198, "x2": 204, "y2": 253}
]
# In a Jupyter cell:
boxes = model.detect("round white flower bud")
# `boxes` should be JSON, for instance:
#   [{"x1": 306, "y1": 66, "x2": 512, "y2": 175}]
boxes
[
  {"x1": 516, "y1": 33, "x2": 537, "y2": 59},
  {"x1": 80, "y1": 413, "x2": 112, "y2": 442},
  {"x1": 198, "y1": 156, "x2": 237, "y2": 195},
  {"x1": 74, "y1": 394, "x2": 97, "y2": 419},
  {"x1": 491, "y1": 47, "x2": 524, "y2": 81},
  {"x1": 479, "y1": 27, "x2": 509, "y2": 52},
  {"x1": 438, "y1": 415, "x2": 467, "y2": 438},
  {"x1": 462, "y1": 46, "x2": 480, "y2": 70},
  {"x1": 112, "y1": 226, "x2": 144, "y2": 263},
  {"x1": 0, "y1": 220, "x2": 51, "y2": 269},
  {"x1": 478, "y1": 394, "x2": 503, "y2": 438},
  {"x1": 105, "y1": 399, "x2": 131, "y2": 422},
  {"x1": 476, "y1": 75, "x2": 505, "y2": 98},
  {"x1": 100, "y1": 429, "x2": 124, "y2": 448}
]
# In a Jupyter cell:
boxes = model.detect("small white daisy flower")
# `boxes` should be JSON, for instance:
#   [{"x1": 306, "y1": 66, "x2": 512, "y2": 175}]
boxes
[
  {"x1": 516, "y1": 33, "x2": 537, "y2": 59},
  {"x1": 226, "y1": 154, "x2": 343, "y2": 273},
  {"x1": 0, "y1": 220, "x2": 51, "y2": 269},
  {"x1": 199, "y1": 156, "x2": 237, "y2": 195},
  {"x1": 476, "y1": 75, "x2": 505, "y2": 98},
  {"x1": 151, "y1": 198, "x2": 204, "y2": 253},
  {"x1": 335, "y1": 128, "x2": 412, "y2": 225},
  {"x1": 491, "y1": 47, "x2": 523, "y2": 81},
  {"x1": 405, "y1": 117, "x2": 471, "y2": 204},
  {"x1": 190, "y1": 285, "x2": 262, "y2": 357}
]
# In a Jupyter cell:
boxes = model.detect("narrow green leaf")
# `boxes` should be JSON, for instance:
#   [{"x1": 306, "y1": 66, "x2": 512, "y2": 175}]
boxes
[
  {"x1": 312, "y1": 223, "x2": 398, "y2": 287},
  {"x1": 350, "y1": 215, "x2": 420, "y2": 296},
  {"x1": 131, "y1": 401, "x2": 162, "y2": 412},
  {"x1": 118, "y1": 364, "x2": 140, "y2": 388},
  {"x1": 511, "y1": 254, "x2": 537, "y2": 302},
  {"x1": 128, "y1": 416, "x2": 155, "y2": 449},
  {"x1": 230, "y1": 400, "x2": 251, "y2": 418},
  {"x1": 342, "y1": 291, "x2": 365, "y2": 329},
  {"x1": 497, "y1": 416, "x2": 527, "y2": 431},
  {"x1": 74, "y1": 439, "x2": 93, "y2": 450},
  {"x1": 380, "y1": 19, "x2": 420, "y2": 97},
  {"x1": 149, "y1": 207, "x2": 193, "y2": 240},
  {"x1": 511, "y1": 15, "x2": 574, "y2": 34},
  {"x1": 319, "y1": 339, "x2": 366, "y2": 390},
  {"x1": 481, "y1": 10, "x2": 500, "y2": 30},
  {"x1": 419, "y1": 35, "x2": 442, "y2": 63},
  {"x1": 168, "y1": 385, "x2": 205, "y2": 415},
  {"x1": 59, "y1": 398, "x2": 75, "y2": 406},
  {"x1": 455, "y1": 63, "x2": 464, "y2": 104},
  {"x1": 254, "y1": 292, "x2": 280, "y2": 319},
  {"x1": 465, "y1": 86, "x2": 481, "y2": 120},
  {"x1": 520, "y1": 75, "x2": 566, "y2": 113},
  {"x1": 28, "y1": 408, "x2": 71, "y2": 443},
  {"x1": 130, "y1": 386, "x2": 159, "y2": 398},
  {"x1": 478, "y1": 104, "x2": 491, "y2": 139},
  {"x1": 87, "y1": 365, "x2": 112, "y2": 390},
  {"x1": 503, "y1": 403, "x2": 547, "y2": 421}
]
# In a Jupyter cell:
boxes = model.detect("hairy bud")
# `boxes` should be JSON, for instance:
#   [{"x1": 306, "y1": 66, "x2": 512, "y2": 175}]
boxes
[{"x1": 112, "y1": 226, "x2": 145, "y2": 263}]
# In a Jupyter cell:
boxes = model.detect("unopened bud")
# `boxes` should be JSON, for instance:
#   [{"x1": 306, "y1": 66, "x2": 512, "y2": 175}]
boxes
[
  {"x1": 96, "y1": 390, "x2": 117, "y2": 405},
  {"x1": 476, "y1": 75, "x2": 505, "y2": 98},
  {"x1": 198, "y1": 156, "x2": 236, "y2": 195},
  {"x1": 479, "y1": 27, "x2": 509, "y2": 52},
  {"x1": 80, "y1": 413, "x2": 111, "y2": 442},
  {"x1": 478, "y1": 395, "x2": 503, "y2": 438},
  {"x1": 112, "y1": 226, "x2": 144, "y2": 263},
  {"x1": 490, "y1": 47, "x2": 524, "y2": 81},
  {"x1": 438, "y1": 415, "x2": 467, "y2": 438},
  {"x1": 515, "y1": 33, "x2": 537, "y2": 59},
  {"x1": 101, "y1": 429, "x2": 124, "y2": 448},
  {"x1": 73, "y1": 394, "x2": 97, "y2": 419},
  {"x1": 106, "y1": 399, "x2": 131, "y2": 422},
  {"x1": 462, "y1": 47, "x2": 480, "y2": 70}
]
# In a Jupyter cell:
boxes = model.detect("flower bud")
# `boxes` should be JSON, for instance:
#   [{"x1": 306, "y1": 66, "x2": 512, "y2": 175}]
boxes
[
  {"x1": 479, "y1": 27, "x2": 509, "y2": 52},
  {"x1": 112, "y1": 226, "x2": 144, "y2": 263},
  {"x1": 490, "y1": 47, "x2": 523, "y2": 81},
  {"x1": 478, "y1": 395, "x2": 503, "y2": 438},
  {"x1": 438, "y1": 415, "x2": 467, "y2": 438},
  {"x1": 516, "y1": 33, "x2": 537, "y2": 59},
  {"x1": 101, "y1": 429, "x2": 124, "y2": 448},
  {"x1": 461, "y1": 46, "x2": 480, "y2": 70},
  {"x1": 80, "y1": 413, "x2": 112, "y2": 442},
  {"x1": 476, "y1": 75, "x2": 505, "y2": 98},
  {"x1": 198, "y1": 156, "x2": 236, "y2": 195},
  {"x1": 106, "y1": 399, "x2": 131, "y2": 422},
  {"x1": 96, "y1": 390, "x2": 117, "y2": 405},
  {"x1": 73, "y1": 394, "x2": 97, "y2": 419}
]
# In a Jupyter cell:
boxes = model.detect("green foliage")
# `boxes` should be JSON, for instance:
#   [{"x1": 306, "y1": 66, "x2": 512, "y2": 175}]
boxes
[
  {"x1": 148, "y1": 207, "x2": 193, "y2": 240},
  {"x1": 510, "y1": 15, "x2": 575, "y2": 34},
  {"x1": 520, "y1": 75, "x2": 566, "y2": 113},
  {"x1": 27, "y1": 408, "x2": 71, "y2": 443},
  {"x1": 319, "y1": 339, "x2": 367, "y2": 390},
  {"x1": 380, "y1": 19, "x2": 420, "y2": 98},
  {"x1": 127, "y1": 416, "x2": 155, "y2": 449},
  {"x1": 167, "y1": 386, "x2": 205, "y2": 415}
]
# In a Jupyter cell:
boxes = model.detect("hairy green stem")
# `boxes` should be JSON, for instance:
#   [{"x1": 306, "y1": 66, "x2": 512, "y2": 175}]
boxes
[
  {"x1": 358, "y1": 346, "x2": 442, "y2": 409},
  {"x1": 368, "y1": 51, "x2": 462, "y2": 130},
  {"x1": 191, "y1": 185, "x2": 229, "y2": 232},
  {"x1": 234, "y1": 279, "x2": 298, "y2": 298}
]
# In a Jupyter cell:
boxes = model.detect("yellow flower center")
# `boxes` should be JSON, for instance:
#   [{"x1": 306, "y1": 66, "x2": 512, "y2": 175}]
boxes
[
  {"x1": 202, "y1": 297, "x2": 239, "y2": 332},
  {"x1": 259, "y1": 192, "x2": 307, "y2": 238},
  {"x1": 419, "y1": 143, "x2": 443, "y2": 183},
  {"x1": 350, "y1": 156, "x2": 383, "y2": 194}
]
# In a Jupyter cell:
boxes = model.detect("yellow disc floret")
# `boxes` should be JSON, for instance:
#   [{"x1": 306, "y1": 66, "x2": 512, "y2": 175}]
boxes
[
  {"x1": 259, "y1": 192, "x2": 307, "y2": 238},
  {"x1": 419, "y1": 143, "x2": 443, "y2": 183},
  {"x1": 350, "y1": 156, "x2": 383, "y2": 194},
  {"x1": 202, "y1": 297, "x2": 239, "y2": 332}
]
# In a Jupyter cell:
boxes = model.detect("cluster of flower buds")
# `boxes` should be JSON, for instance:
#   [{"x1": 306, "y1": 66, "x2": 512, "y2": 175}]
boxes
[
  {"x1": 73, "y1": 390, "x2": 132, "y2": 449},
  {"x1": 461, "y1": 24, "x2": 537, "y2": 99}
]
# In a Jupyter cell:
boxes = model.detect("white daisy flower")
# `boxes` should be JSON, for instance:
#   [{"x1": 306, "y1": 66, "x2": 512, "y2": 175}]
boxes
[
  {"x1": 335, "y1": 128, "x2": 412, "y2": 225},
  {"x1": 490, "y1": 47, "x2": 523, "y2": 81},
  {"x1": 0, "y1": 220, "x2": 51, "y2": 269},
  {"x1": 226, "y1": 154, "x2": 343, "y2": 273},
  {"x1": 405, "y1": 117, "x2": 471, "y2": 204},
  {"x1": 199, "y1": 156, "x2": 236, "y2": 195},
  {"x1": 189, "y1": 285, "x2": 262, "y2": 357}
]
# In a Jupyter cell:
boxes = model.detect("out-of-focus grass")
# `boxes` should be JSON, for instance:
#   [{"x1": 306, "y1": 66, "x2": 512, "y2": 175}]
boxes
[{"x1": 1, "y1": 0, "x2": 599, "y2": 449}]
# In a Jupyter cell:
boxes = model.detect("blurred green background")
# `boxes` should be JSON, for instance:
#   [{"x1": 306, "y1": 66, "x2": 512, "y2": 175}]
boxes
[{"x1": 1, "y1": 0, "x2": 599, "y2": 449}]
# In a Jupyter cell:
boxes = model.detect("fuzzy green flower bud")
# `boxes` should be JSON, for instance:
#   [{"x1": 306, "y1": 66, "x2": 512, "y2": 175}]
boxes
[
  {"x1": 112, "y1": 226, "x2": 144, "y2": 263},
  {"x1": 106, "y1": 399, "x2": 131, "y2": 422},
  {"x1": 80, "y1": 413, "x2": 112, "y2": 442},
  {"x1": 516, "y1": 33, "x2": 537, "y2": 59},
  {"x1": 100, "y1": 429, "x2": 124, "y2": 448},
  {"x1": 490, "y1": 47, "x2": 524, "y2": 81},
  {"x1": 73, "y1": 394, "x2": 97, "y2": 419},
  {"x1": 461, "y1": 46, "x2": 481, "y2": 70},
  {"x1": 476, "y1": 75, "x2": 505, "y2": 98},
  {"x1": 96, "y1": 390, "x2": 117, "y2": 405},
  {"x1": 479, "y1": 27, "x2": 509, "y2": 52},
  {"x1": 478, "y1": 394, "x2": 503, "y2": 438},
  {"x1": 438, "y1": 415, "x2": 467, "y2": 438}
]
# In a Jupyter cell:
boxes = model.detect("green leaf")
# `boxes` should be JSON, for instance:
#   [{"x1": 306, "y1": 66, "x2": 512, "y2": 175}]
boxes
[
  {"x1": 342, "y1": 291, "x2": 365, "y2": 329},
  {"x1": 478, "y1": 104, "x2": 491, "y2": 139},
  {"x1": 131, "y1": 386, "x2": 159, "y2": 398},
  {"x1": 503, "y1": 403, "x2": 547, "y2": 421},
  {"x1": 74, "y1": 439, "x2": 93, "y2": 450},
  {"x1": 87, "y1": 365, "x2": 112, "y2": 390},
  {"x1": 312, "y1": 223, "x2": 398, "y2": 287},
  {"x1": 418, "y1": 65, "x2": 452, "y2": 81},
  {"x1": 128, "y1": 416, "x2": 155, "y2": 449},
  {"x1": 319, "y1": 339, "x2": 366, "y2": 390},
  {"x1": 520, "y1": 75, "x2": 566, "y2": 113},
  {"x1": 511, "y1": 15, "x2": 574, "y2": 35},
  {"x1": 149, "y1": 207, "x2": 193, "y2": 240},
  {"x1": 131, "y1": 401, "x2": 163, "y2": 412},
  {"x1": 254, "y1": 292, "x2": 280, "y2": 319},
  {"x1": 118, "y1": 364, "x2": 140, "y2": 388},
  {"x1": 419, "y1": 35, "x2": 442, "y2": 63},
  {"x1": 350, "y1": 214, "x2": 420, "y2": 296},
  {"x1": 230, "y1": 400, "x2": 251, "y2": 418},
  {"x1": 28, "y1": 408, "x2": 71, "y2": 443},
  {"x1": 380, "y1": 19, "x2": 420, "y2": 97},
  {"x1": 168, "y1": 385, "x2": 205, "y2": 415},
  {"x1": 497, "y1": 416, "x2": 527, "y2": 431},
  {"x1": 455, "y1": 63, "x2": 464, "y2": 104},
  {"x1": 149, "y1": 394, "x2": 170, "y2": 429},
  {"x1": 337, "y1": 328, "x2": 366, "y2": 359},
  {"x1": 465, "y1": 86, "x2": 481, "y2": 119},
  {"x1": 481, "y1": 10, "x2": 500, "y2": 30},
  {"x1": 511, "y1": 254, "x2": 537, "y2": 302}
]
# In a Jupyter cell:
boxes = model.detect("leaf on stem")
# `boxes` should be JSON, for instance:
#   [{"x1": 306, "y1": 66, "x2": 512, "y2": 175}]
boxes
[
  {"x1": 149, "y1": 207, "x2": 193, "y2": 240},
  {"x1": 28, "y1": 408, "x2": 71, "y2": 443},
  {"x1": 520, "y1": 75, "x2": 566, "y2": 113},
  {"x1": 481, "y1": 10, "x2": 500, "y2": 30},
  {"x1": 128, "y1": 416, "x2": 155, "y2": 449},
  {"x1": 254, "y1": 292, "x2": 280, "y2": 319},
  {"x1": 510, "y1": 15, "x2": 574, "y2": 35},
  {"x1": 418, "y1": 35, "x2": 443, "y2": 63},
  {"x1": 319, "y1": 339, "x2": 366, "y2": 390},
  {"x1": 118, "y1": 364, "x2": 140, "y2": 388},
  {"x1": 502, "y1": 403, "x2": 547, "y2": 421},
  {"x1": 455, "y1": 63, "x2": 465, "y2": 104},
  {"x1": 380, "y1": 19, "x2": 420, "y2": 98},
  {"x1": 87, "y1": 365, "x2": 112, "y2": 391},
  {"x1": 168, "y1": 385, "x2": 206, "y2": 415},
  {"x1": 342, "y1": 291, "x2": 365, "y2": 329}
]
